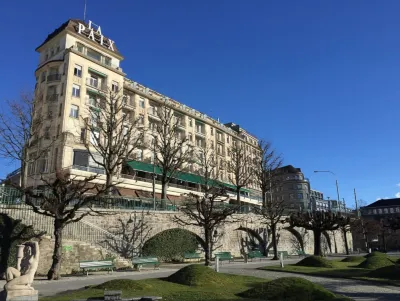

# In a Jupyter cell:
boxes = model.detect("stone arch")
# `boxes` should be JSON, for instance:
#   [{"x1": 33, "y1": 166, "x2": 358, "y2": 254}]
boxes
[
  {"x1": 322, "y1": 231, "x2": 332, "y2": 253},
  {"x1": 144, "y1": 227, "x2": 206, "y2": 251},
  {"x1": 283, "y1": 226, "x2": 305, "y2": 252},
  {"x1": 235, "y1": 226, "x2": 268, "y2": 255}
]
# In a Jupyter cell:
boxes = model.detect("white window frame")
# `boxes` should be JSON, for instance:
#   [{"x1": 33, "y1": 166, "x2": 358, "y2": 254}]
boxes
[
  {"x1": 74, "y1": 64, "x2": 82, "y2": 77},
  {"x1": 70, "y1": 104, "x2": 79, "y2": 118},
  {"x1": 72, "y1": 84, "x2": 80, "y2": 98}
]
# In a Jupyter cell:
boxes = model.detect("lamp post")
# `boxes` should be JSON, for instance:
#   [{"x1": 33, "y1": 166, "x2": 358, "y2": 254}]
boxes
[{"x1": 313, "y1": 170, "x2": 342, "y2": 212}]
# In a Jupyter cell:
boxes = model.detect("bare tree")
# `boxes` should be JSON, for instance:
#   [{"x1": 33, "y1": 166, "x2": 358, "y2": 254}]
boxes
[
  {"x1": 173, "y1": 143, "x2": 238, "y2": 265},
  {"x1": 149, "y1": 103, "x2": 192, "y2": 200},
  {"x1": 338, "y1": 218, "x2": 351, "y2": 255},
  {"x1": 0, "y1": 93, "x2": 47, "y2": 188},
  {"x1": 287, "y1": 211, "x2": 350, "y2": 256},
  {"x1": 227, "y1": 141, "x2": 254, "y2": 203},
  {"x1": 253, "y1": 140, "x2": 283, "y2": 260},
  {"x1": 23, "y1": 170, "x2": 112, "y2": 280},
  {"x1": 102, "y1": 211, "x2": 151, "y2": 258},
  {"x1": 83, "y1": 88, "x2": 144, "y2": 194}
]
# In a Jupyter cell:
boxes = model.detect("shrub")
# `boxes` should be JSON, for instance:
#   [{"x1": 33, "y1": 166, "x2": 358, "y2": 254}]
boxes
[
  {"x1": 238, "y1": 277, "x2": 338, "y2": 300},
  {"x1": 357, "y1": 256, "x2": 394, "y2": 269},
  {"x1": 94, "y1": 279, "x2": 152, "y2": 290},
  {"x1": 368, "y1": 265, "x2": 400, "y2": 280},
  {"x1": 364, "y1": 251, "x2": 386, "y2": 258},
  {"x1": 142, "y1": 228, "x2": 199, "y2": 262},
  {"x1": 341, "y1": 256, "x2": 365, "y2": 263},
  {"x1": 296, "y1": 256, "x2": 333, "y2": 268},
  {"x1": 167, "y1": 264, "x2": 232, "y2": 287},
  {"x1": 0, "y1": 214, "x2": 42, "y2": 278}
]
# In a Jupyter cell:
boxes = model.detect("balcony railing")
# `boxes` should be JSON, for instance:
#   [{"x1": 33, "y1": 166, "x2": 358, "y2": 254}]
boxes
[
  {"x1": 71, "y1": 165, "x2": 105, "y2": 174},
  {"x1": 46, "y1": 94, "x2": 59, "y2": 102},
  {"x1": 86, "y1": 77, "x2": 106, "y2": 91},
  {"x1": 47, "y1": 74, "x2": 61, "y2": 82}
]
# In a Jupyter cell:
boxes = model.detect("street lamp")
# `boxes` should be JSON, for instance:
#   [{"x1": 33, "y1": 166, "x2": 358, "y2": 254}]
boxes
[{"x1": 313, "y1": 170, "x2": 343, "y2": 212}]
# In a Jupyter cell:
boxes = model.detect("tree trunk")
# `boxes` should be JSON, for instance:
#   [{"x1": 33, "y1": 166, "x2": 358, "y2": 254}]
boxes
[
  {"x1": 313, "y1": 229, "x2": 322, "y2": 256},
  {"x1": 271, "y1": 224, "x2": 279, "y2": 260},
  {"x1": 342, "y1": 228, "x2": 349, "y2": 255},
  {"x1": 47, "y1": 219, "x2": 64, "y2": 280},
  {"x1": 236, "y1": 188, "x2": 241, "y2": 209},
  {"x1": 106, "y1": 173, "x2": 113, "y2": 195},
  {"x1": 161, "y1": 179, "x2": 167, "y2": 209},
  {"x1": 204, "y1": 229, "x2": 212, "y2": 266}
]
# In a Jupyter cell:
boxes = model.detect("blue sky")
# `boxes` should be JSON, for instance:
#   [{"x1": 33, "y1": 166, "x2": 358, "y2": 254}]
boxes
[{"x1": 0, "y1": 0, "x2": 398, "y2": 206}]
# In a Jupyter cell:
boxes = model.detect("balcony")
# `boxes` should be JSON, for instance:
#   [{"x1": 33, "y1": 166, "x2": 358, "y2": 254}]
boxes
[
  {"x1": 46, "y1": 94, "x2": 59, "y2": 102},
  {"x1": 86, "y1": 77, "x2": 106, "y2": 91},
  {"x1": 195, "y1": 130, "x2": 205, "y2": 137},
  {"x1": 47, "y1": 74, "x2": 61, "y2": 82},
  {"x1": 72, "y1": 165, "x2": 105, "y2": 174}
]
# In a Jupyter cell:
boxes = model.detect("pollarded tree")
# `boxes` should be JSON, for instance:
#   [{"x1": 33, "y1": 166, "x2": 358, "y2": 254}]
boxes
[
  {"x1": 227, "y1": 141, "x2": 255, "y2": 204},
  {"x1": 0, "y1": 93, "x2": 47, "y2": 188},
  {"x1": 253, "y1": 140, "x2": 284, "y2": 260},
  {"x1": 83, "y1": 87, "x2": 144, "y2": 195},
  {"x1": 287, "y1": 211, "x2": 350, "y2": 256},
  {"x1": 149, "y1": 103, "x2": 192, "y2": 200},
  {"x1": 24, "y1": 170, "x2": 112, "y2": 280},
  {"x1": 173, "y1": 142, "x2": 239, "y2": 265}
]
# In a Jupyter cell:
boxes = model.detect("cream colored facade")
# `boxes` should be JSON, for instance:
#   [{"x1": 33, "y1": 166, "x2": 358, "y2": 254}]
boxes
[{"x1": 27, "y1": 19, "x2": 262, "y2": 205}]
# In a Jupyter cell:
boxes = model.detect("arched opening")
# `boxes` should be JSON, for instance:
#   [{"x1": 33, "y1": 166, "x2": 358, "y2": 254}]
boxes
[{"x1": 142, "y1": 228, "x2": 205, "y2": 262}]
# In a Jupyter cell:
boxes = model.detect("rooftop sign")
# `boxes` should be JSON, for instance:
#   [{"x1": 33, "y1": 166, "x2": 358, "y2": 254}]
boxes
[{"x1": 76, "y1": 20, "x2": 115, "y2": 51}]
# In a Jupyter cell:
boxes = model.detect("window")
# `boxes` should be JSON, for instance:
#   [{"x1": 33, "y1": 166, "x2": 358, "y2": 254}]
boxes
[
  {"x1": 373, "y1": 209, "x2": 377, "y2": 214},
  {"x1": 41, "y1": 72, "x2": 46, "y2": 83},
  {"x1": 139, "y1": 97, "x2": 145, "y2": 108},
  {"x1": 297, "y1": 184, "x2": 302, "y2": 190},
  {"x1": 38, "y1": 152, "x2": 49, "y2": 173},
  {"x1": 384, "y1": 208, "x2": 388, "y2": 214},
  {"x1": 217, "y1": 132, "x2": 223, "y2": 142},
  {"x1": 59, "y1": 103, "x2": 62, "y2": 117},
  {"x1": 210, "y1": 128, "x2": 214, "y2": 136},
  {"x1": 104, "y1": 56, "x2": 111, "y2": 66},
  {"x1": 77, "y1": 42, "x2": 84, "y2": 53},
  {"x1": 211, "y1": 140, "x2": 214, "y2": 149},
  {"x1": 390, "y1": 208, "x2": 394, "y2": 213},
  {"x1": 149, "y1": 105, "x2": 157, "y2": 116},
  {"x1": 188, "y1": 133, "x2": 193, "y2": 141},
  {"x1": 60, "y1": 83, "x2": 64, "y2": 96},
  {"x1": 44, "y1": 127, "x2": 50, "y2": 139},
  {"x1": 138, "y1": 114, "x2": 144, "y2": 124},
  {"x1": 189, "y1": 118, "x2": 193, "y2": 127},
  {"x1": 72, "y1": 84, "x2": 80, "y2": 97},
  {"x1": 57, "y1": 124, "x2": 60, "y2": 136},
  {"x1": 53, "y1": 148, "x2": 58, "y2": 171},
  {"x1": 70, "y1": 105, "x2": 79, "y2": 118},
  {"x1": 90, "y1": 130, "x2": 100, "y2": 145},
  {"x1": 87, "y1": 48, "x2": 102, "y2": 61},
  {"x1": 74, "y1": 64, "x2": 82, "y2": 77},
  {"x1": 289, "y1": 193, "x2": 295, "y2": 199},
  {"x1": 80, "y1": 128, "x2": 86, "y2": 142},
  {"x1": 297, "y1": 193, "x2": 303, "y2": 199},
  {"x1": 227, "y1": 136, "x2": 230, "y2": 143},
  {"x1": 196, "y1": 122, "x2": 204, "y2": 134},
  {"x1": 378, "y1": 209, "x2": 383, "y2": 214},
  {"x1": 196, "y1": 138, "x2": 203, "y2": 147},
  {"x1": 112, "y1": 81, "x2": 119, "y2": 93},
  {"x1": 396, "y1": 207, "x2": 400, "y2": 213}
]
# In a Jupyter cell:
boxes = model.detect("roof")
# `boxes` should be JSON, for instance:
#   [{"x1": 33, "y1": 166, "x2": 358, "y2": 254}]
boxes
[
  {"x1": 36, "y1": 19, "x2": 122, "y2": 56},
  {"x1": 366, "y1": 198, "x2": 400, "y2": 208},
  {"x1": 276, "y1": 165, "x2": 302, "y2": 174}
]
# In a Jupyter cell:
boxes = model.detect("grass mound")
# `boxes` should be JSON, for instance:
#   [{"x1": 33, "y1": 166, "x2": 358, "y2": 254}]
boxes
[
  {"x1": 296, "y1": 256, "x2": 334, "y2": 268},
  {"x1": 367, "y1": 265, "x2": 400, "y2": 279},
  {"x1": 364, "y1": 251, "x2": 386, "y2": 258},
  {"x1": 341, "y1": 256, "x2": 365, "y2": 263},
  {"x1": 94, "y1": 279, "x2": 152, "y2": 291},
  {"x1": 357, "y1": 256, "x2": 394, "y2": 269},
  {"x1": 238, "y1": 277, "x2": 339, "y2": 300},
  {"x1": 166, "y1": 264, "x2": 232, "y2": 287}
]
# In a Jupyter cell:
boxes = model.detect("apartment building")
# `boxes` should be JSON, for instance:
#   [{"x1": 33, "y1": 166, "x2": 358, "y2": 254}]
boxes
[{"x1": 24, "y1": 19, "x2": 262, "y2": 205}]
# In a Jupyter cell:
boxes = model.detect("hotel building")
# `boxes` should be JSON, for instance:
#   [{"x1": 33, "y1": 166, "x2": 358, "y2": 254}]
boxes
[{"x1": 21, "y1": 19, "x2": 262, "y2": 206}]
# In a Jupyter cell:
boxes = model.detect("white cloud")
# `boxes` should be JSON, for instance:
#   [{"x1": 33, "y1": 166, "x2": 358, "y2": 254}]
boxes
[
  {"x1": 396, "y1": 183, "x2": 400, "y2": 187},
  {"x1": 396, "y1": 193, "x2": 400, "y2": 198}
]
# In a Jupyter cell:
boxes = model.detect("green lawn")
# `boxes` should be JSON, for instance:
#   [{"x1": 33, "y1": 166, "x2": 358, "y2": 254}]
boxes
[
  {"x1": 259, "y1": 259, "x2": 400, "y2": 286},
  {"x1": 40, "y1": 274, "x2": 268, "y2": 301}
]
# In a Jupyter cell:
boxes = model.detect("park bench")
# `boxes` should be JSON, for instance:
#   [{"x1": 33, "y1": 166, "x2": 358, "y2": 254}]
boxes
[
  {"x1": 184, "y1": 252, "x2": 202, "y2": 262},
  {"x1": 214, "y1": 252, "x2": 234, "y2": 263},
  {"x1": 247, "y1": 250, "x2": 267, "y2": 261},
  {"x1": 132, "y1": 256, "x2": 160, "y2": 271},
  {"x1": 79, "y1": 259, "x2": 114, "y2": 276},
  {"x1": 297, "y1": 250, "x2": 309, "y2": 257}
]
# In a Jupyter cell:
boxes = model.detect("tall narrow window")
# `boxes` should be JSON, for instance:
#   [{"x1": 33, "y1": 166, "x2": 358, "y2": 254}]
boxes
[
  {"x1": 53, "y1": 148, "x2": 58, "y2": 171},
  {"x1": 74, "y1": 64, "x2": 82, "y2": 77},
  {"x1": 70, "y1": 104, "x2": 79, "y2": 118},
  {"x1": 60, "y1": 83, "x2": 64, "y2": 96},
  {"x1": 59, "y1": 103, "x2": 62, "y2": 117},
  {"x1": 112, "y1": 81, "x2": 119, "y2": 93},
  {"x1": 80, "y1": 128, "x2": 86, "y2": 142},
  {"x1": 72, "y1": 84, "x2": 80, "y2": 98},
  {"x1": 139, "y1": 97, "x2": 145, "y2": 108}
]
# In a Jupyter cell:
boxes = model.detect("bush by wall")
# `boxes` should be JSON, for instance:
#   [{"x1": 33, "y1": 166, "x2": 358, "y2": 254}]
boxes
[{"x1": 142, "y1": 228, "x2": 200, "y2": 262}]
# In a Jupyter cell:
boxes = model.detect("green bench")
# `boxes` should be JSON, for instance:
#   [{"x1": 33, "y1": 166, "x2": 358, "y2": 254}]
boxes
[
  {"x1": 132, "y1": 256, "x2": 160, "y2": 271},
  {"x1": 214, "y1": 252, "x2": 234, "y2": 263},
  {"x1": 184, "y1": 252, "x2": 202, "y2": 262},
  {"x1": 247, "y1": 250, "x2": 267, "y2": 261},
  {"x1": 297, "y1": 250, "x2": 308, "y2": 257},
  {"x1": 79, "y1": 259, "x2": 114, "y2": 276}
]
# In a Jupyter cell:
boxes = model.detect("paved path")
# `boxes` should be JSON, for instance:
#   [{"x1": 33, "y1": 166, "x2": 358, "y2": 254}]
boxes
[{"x1": 0, "y1": 258, "x2": 399, "y2": 300}]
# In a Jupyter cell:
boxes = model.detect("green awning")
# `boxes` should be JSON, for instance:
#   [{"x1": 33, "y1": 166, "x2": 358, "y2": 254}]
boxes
[
  {"x1": 88, "y1": 67, "x2": 107, "y2": 77},
  {"x1": 126, "y1": 160, "x2": 250, "y2": 192},
  {"x1": 195, "y1": 120, "x2": 205, "y2": 125}
]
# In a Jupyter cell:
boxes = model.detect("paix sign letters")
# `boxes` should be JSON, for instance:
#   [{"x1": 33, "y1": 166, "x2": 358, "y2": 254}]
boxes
[{"x1": 76, "y1": 20, "x2": 115, "y2": 51}]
